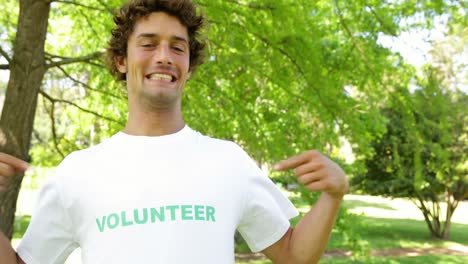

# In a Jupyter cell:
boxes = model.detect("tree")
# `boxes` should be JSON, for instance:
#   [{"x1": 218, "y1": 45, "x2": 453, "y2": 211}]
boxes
[
  {"x1": 0, "y1": 0, "x2": 53, "y2": 239},
  {"x1": 353, "y1": 13, "x2": 467, "y2": 239},
  {"x1": 0, "y1": 0, "x2": 107, "y2": 239},
  {"x1": 353, "y1": 67, "x2": 467, "y2": 239}
]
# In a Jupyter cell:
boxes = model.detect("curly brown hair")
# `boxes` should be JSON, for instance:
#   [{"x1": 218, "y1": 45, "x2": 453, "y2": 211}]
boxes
[{"x1": 106, "y1": 0, "x2": 206, "y2": 81}]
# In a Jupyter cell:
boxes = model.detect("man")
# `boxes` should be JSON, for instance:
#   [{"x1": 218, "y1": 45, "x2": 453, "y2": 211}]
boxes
[{"x1": 0, "y1": 0, "x2": 348, "y2": 263}]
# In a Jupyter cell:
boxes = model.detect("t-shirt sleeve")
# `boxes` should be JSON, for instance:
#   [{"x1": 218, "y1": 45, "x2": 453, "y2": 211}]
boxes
[
  {"x1": 17, "y1": 166, "x2": 78, "y2": 264},
  {"x1": 236, "y1": 151, "x2": 299, "y2": 252}
]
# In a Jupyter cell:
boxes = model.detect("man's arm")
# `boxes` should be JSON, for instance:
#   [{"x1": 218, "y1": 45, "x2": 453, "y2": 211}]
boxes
[
  {"x1": 0, "y1": 153, "x2": 30, "y2": 264},
  {"x1": 0, "y1": 231, "x2": 25, "y2": 264},
  {"x1": 262, "y1": 150, "x2": 348, "y2": 264}
]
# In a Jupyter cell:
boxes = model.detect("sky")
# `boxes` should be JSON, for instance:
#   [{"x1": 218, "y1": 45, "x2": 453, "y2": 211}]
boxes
[
  {"x1": 378, "y1": 15, "x2": 448, "y2": 69},
  {"x1": 379, "y1": 14, "x2": 467, "y2": 93},
  {"x1": 379, "y1": 29, "x2": 436, "y2": 69}
]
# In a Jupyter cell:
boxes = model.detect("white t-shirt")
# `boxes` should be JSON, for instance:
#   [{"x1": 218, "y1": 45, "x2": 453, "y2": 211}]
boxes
[{"x1": 17, "y1": 126, "x2": 298, "y2": 264}]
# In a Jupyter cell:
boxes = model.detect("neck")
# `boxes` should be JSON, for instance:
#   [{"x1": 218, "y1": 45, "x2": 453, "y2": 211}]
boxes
[{"x1": 124, "y1": 102, "x2": 185, "y2": 137}]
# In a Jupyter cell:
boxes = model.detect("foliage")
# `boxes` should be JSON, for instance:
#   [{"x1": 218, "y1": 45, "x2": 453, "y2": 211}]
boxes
[
  {"x1": 352, "y1": 67, "x2": 467, "y2": 239},
  {"x1": 284, "y1": 188, "x2": 371, "y2": 258},
  {"x1": 332, "y1": 207, "x2": 371, "y2": 258},
  {"x1": 4, "y1": 0, "x2": 460, "y2": 167},
  {"x1": 351, "y1": 9, "x2": 467, "y2": 239},
  {"x1": 0, "y1": 0, "x2": 461, "y2": 182}
]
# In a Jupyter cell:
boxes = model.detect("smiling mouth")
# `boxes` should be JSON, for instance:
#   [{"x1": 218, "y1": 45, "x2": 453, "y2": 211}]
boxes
[{"x1": 147, "y1": 73, "x2": 177, "y2": 82}]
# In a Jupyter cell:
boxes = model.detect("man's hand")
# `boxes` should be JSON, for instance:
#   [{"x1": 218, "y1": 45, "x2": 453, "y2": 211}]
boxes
[
  {"x1": 0, "y1": 153, "x2": 29, "y2": 192},
  {"x1": 273, "y1": 150, "x2": 348, "y2": 198}
]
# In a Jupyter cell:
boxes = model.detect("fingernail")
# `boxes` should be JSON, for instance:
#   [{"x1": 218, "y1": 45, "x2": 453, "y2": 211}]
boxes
[
  {"x1": 22, "y1": 163, "x2": 30, "y2": 171},
  {"x1": 273, "y1": 164, "x2": 281, "y2": 170}
]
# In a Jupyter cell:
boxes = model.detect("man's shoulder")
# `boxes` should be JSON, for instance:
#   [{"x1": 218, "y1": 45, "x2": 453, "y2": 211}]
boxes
[
  {"x1": 195, "y1": 131, "x2": 246, "y2": 153},
  {"x1": 57, "y1": 134, "x2": 117, "y2": 166},
  {"x1": 193, "y1": 133, "x2": 260, "y2": 168}
]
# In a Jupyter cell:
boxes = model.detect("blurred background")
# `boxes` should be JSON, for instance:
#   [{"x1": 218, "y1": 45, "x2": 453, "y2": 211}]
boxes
[{"x1": 0, "y1": 0, "x2": 466, "y2": 263}]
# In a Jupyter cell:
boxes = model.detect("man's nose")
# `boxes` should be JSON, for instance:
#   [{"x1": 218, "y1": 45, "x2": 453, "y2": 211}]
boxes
[{"x1": 155, "y1": 44, "x2": 173, "y2": 65}]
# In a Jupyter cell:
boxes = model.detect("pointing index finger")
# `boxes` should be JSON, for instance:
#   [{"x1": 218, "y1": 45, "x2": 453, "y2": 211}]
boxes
[
  {"x1": 0, "y1": 153, "x2": 30, "y2": 172},
  {"x1": 273, "y1": 150, "x2": 319, "y2": 171}
]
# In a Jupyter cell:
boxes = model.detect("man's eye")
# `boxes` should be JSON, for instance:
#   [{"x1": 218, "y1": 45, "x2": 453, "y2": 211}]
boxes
[
  {"x1": 142, "y1": 44, "x2": 154, "y2": 47},
  {"x1": 173, "y1": 47, "x2": 184, "y2": 52}
]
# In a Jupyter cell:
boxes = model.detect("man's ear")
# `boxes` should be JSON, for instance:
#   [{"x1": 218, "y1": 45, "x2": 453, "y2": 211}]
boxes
[
  {"x1": 115, "y1": 56, "x2": 127, "y2": 73},
  {"x1": 187, "y1": 70, "x2": 192, "y2": 80}
]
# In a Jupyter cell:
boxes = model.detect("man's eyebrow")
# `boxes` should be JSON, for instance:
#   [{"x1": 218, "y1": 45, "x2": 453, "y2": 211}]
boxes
[
  {"x1": 137, "y1": 33, "x2": 157, "y2": 39},
  {"x1": 173, "y1": 36, "x2": 189, "y2": 44},
  {"x1": 136, "y1": 33, "x2": 188, "y2": 43}
]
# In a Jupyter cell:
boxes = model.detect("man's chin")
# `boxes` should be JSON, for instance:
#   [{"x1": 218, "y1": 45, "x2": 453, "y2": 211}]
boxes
[{"x1": 140, "y1": 90, "x2": 181, "y2": 110}]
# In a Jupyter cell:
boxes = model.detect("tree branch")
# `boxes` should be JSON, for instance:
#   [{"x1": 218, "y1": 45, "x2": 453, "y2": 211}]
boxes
[
  {"x1": 210, "y1": 19, "x2": 339, "y2": 124},
  {"x1": 367, "y1": 6, "x2": 398, "y2": 36},
  {"x1": 413, "y1": 195, "x2": 436, "y2": 235},
  {"x1": 78, "y1": 8, "x2": 103, "y2": 43},
  {"x1": 44, "y1": 98, "x2": 65, "y2": 159},
  {"x1": 52, "y1": 0, "x2": 107, "y2": 12},
  {"x1": 32, "y1": 129, "x2": 46, "y2": 145},
  {"x1": 84, "y1": 61, "x2": 106, "y2": 68},
  {"x1": 95, "y1": 0, "x2": 115, "y2": 14},
  {"x1": 56, "y1": 65, "x2": 123, "y2": 100},
  {"x1": 191, "y1": 78, "x2": 255, "y2": 124},
  {"x1": 39, "y1": 90, "x2": 125, "y2": 126},
  {"x1": 0, "y1": 45, "x2": 11, "y2": 64},
  {"x1": 0, "y1": 64, "x2": 9, "y2": 70},
  {"x1": 334, "y1": 3, "x2": 372, "y2": 69},
  {"x1": 45, "y1": 52, "x2": 103, "y2": 69},
  {"x1": 223, "y1": 0, "x2": 275, "y2": 10}
]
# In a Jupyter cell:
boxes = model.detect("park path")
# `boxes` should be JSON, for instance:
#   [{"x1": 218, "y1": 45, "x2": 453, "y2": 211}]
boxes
[
  {"x1": 324, "y1": 244, "x2": 468, "y2": 257},
  {"x1": 235, "y1": 245, "x2": 468, "y2": 261}
]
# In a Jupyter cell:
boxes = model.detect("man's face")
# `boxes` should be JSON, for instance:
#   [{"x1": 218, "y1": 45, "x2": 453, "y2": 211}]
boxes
[{"x1": 116, "y1": 12, "x2": 191, "y2": 109}]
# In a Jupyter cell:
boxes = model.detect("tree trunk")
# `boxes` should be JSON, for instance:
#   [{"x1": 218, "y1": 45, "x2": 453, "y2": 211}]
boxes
[
  {"x1": 442, "y1": 208, "x2": 452, "y2": 239},
  {"x1": 0, "y1": 0, "x2": 50, "y2": 240},
  {"x1": 414, "y1": 197, "x2": 437, "y2": 237},
  {"x1": 415, "y1": 195, "x2": 458, "y2": 240},
  {"x1": 442, "y1": 190, "x2": 458, "y2": 240}
]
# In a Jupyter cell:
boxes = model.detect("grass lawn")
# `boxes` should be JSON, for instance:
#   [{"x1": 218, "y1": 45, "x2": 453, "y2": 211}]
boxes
[
  {"x1": 235, "y1": 194, "x2": 468, "y2": 263},
  {"x1": 330, "y1": 195, "x2": 468, "y2": 250},
  {"x1": 237, "y1": 255, "x2": 468, "y2": 264},
  {"x1": 319, "y1": 255, "x2": 468, "y2": 264},
  {"x1": 327, "y1": 216, "x2": 468, "y2": 250}
]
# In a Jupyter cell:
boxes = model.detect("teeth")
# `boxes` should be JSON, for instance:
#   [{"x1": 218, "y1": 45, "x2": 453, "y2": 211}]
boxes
[{"x1": 148, "y1": 73, "x2": 172, "y2": 81}]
